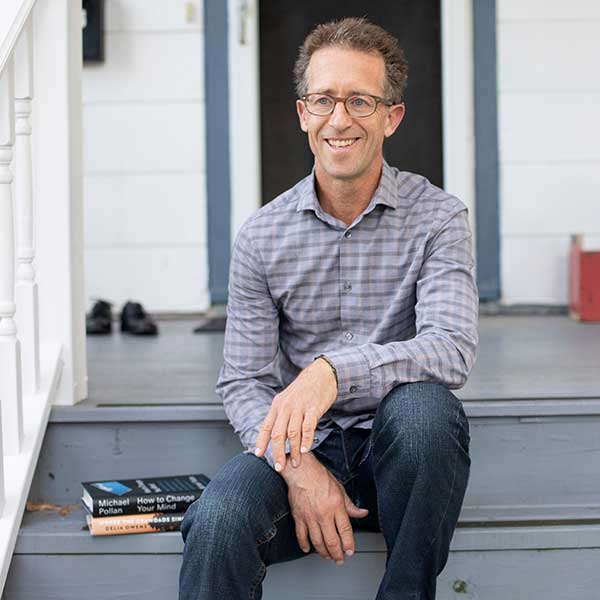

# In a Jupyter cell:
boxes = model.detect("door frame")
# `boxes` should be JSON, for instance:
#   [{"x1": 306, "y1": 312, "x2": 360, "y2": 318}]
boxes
[
  {"x1": 227, "y1": 0, "x2": 476, "y2": 239},
  {"x1": 227, "y1": 0, "x2": 500, "y2": 299}
]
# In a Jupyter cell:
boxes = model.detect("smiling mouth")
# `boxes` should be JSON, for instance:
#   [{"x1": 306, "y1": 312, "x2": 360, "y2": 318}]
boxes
[{"x1": 325, "y1": 138, "x2": 360, "y2": 148}]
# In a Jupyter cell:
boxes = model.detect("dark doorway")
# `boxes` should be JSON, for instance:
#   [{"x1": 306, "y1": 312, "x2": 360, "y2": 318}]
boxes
[{"x1": 259, "y1": 1, "x2": 443, "y2": 205}]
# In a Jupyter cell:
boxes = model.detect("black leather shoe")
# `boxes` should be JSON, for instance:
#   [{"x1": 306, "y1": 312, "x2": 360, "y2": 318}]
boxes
[
  {"x1": 120, "y1": 301, "x2": 159, "y2": 335},
  {"x1": 86, "y1": 299, "x2": 113, "y2": 335}
]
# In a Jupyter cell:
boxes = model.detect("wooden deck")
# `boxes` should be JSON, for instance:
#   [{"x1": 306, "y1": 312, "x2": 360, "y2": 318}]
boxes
[{"x1": 83, "y1": 315, "x2": 600, "y2": 407}]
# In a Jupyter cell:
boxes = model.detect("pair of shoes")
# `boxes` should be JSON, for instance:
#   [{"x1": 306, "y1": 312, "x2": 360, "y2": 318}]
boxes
[
  {"x1": 86, "y1": 299, "x2": 113, "y2": 335},
  {"x1": 86, "y1": 299, "x2": 159, "y2": 336},
  {"x1": 120, "y1": 301, "x2": 159, "y2": 336}
]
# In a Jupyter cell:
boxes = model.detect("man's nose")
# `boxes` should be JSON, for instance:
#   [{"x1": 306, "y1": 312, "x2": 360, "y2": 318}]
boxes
[{"x1": 328, "y1": 100, "x2": 353, "y2": 129}]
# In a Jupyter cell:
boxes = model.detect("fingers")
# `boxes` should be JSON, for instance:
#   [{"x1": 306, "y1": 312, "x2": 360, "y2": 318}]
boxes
[
  {"x1": 307, "y1": 520, "x2": 332, "y2": 561},
  {"x1": 334, "y1": 510, "x2": 355, "y2": 558},
  {"x1": 288, "y1": 410, "x2": 304, "y2": 468},
  {"x1": 253, "y1": 409, "x2": 276, "y2": 457},
  {"x1": 270, "y1": 410, "x2": 291, "y2": 471},
  {"x1": 294, "y1": 518, "x2": 311, "y2": 554},
  {"x1": 254, "y1": 401, "x2": 320, "y2": 472},
  {"x1": 300, "y1": 407, "x2": 318, "y2": 454},
  {"x1": 255, "y1": 406, "x2": 291, "y2": 472},
  {"x1": 320, "y1": 518, "x2": 345, "y2": 564}
]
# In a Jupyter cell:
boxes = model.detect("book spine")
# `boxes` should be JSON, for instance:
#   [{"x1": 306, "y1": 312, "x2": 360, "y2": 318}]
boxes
[
  {"x1": 90, "y1": 491, "x2": 202, "y2": 517},
  {"x1": 87, "y1": 512, "x2": 186, "y2": 536}
]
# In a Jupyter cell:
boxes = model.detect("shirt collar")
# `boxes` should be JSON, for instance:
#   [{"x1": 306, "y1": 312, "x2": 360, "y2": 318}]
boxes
[{"x1": 295, "y1": 159, "x2": 399, "y2": 214}]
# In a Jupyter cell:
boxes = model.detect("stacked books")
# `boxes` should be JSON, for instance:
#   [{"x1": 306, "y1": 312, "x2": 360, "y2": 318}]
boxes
[{"x1": 81, "y1": 473, "x2": 210, "y2": 536}]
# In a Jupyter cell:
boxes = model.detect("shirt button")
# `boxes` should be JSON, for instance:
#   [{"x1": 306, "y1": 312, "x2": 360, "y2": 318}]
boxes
[
  {"x1": 349, "y1": 385, "x2": 358, "y2": 393},
  {"x1": 345, "y1": 331, "x2": 354, "y2": 341},
  {"x1": 344, "y1": 230, "x2": 352, "y2": 239},
  {"x1": 343, "y1": 281, "x2": 352, "y2": 292}
]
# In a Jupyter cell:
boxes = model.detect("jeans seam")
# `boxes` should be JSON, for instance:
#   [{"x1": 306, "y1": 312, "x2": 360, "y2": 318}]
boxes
[
  {"x1": 339, "y1": 428, "x2": 351, "y2": 473},
  {"x1": 251, "y1": 510, "x2": 291, "y2": 599},
  {"x1": 356, "y1": 434, "x2": 373, "y2": 469},
  {"x1": 424, "y1": 401, "x2": 461, "y2": 554},
  {"x1": 249, "y1": 563, "x2": 266, "y2": 600},
  {"x1": 255, "y1": 509, "x2": 290, "y2": 546}
]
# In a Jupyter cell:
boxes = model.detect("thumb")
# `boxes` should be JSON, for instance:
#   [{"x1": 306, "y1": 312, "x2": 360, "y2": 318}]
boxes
[{"x1": 344, "y1": 494, "x2": 369, "y2": 518}]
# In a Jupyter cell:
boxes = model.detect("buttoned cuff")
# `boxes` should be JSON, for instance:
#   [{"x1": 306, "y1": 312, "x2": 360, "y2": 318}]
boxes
[{"x1": 320, "y1": 346, "x2": 371, "y2": 406}]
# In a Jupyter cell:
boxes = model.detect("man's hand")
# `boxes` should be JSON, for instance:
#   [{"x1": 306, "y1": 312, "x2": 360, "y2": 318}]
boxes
[
  {"x1": 254, "y1": 358, "x2": 337, "y2": 472},
  {"x1": 281, "y1": 452, "x2": 369, "y2": 563}
]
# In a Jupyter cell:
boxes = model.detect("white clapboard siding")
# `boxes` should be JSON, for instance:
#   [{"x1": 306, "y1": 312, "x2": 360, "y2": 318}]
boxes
[
  {"x1": 501, "y1": 165, "x2": 600, "y2": 236},
  {"x1": 82, "y1": 1, "x2": 208, "y2": 313},
  {"x1": 85, "y1": 246, "x2": 209, "y2": 313},
  {"x1": 498, "y1": 22, "x2": 600, "y2": 91},
  {"x1": 84, "y1": 173, "x2": 207, "y2": 247},
  {"x1": 499, "y1": 92, "x2": 600, "y2": 164},
  {"x1": 498, "y1": 0, "x2": 600, "y2": 21},
  {"x1": 82, "y1": 33, "x2": 204, "y2": 103},
  {"x1": 497, "y1": 0, "x2": 600, "y2": 304},
  {"x1": 501, "y1": 237, "x2": 571, "y2": 304},
  {"x1": 105, "y1": 0, "x2": 203, "y2": 32},
  {"x1": 83, "y1": 103, "x2": 205, "y2": 174}
]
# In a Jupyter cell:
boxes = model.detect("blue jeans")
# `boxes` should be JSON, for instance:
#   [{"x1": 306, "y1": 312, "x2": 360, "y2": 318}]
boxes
[{"x1": 179, "y1": 382, "x2": 471, "y2": 599}]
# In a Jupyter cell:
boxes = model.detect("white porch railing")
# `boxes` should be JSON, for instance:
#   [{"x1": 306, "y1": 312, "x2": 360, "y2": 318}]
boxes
[{"x1": 0, "y1": 0, "x2": 87, "y2": 592}]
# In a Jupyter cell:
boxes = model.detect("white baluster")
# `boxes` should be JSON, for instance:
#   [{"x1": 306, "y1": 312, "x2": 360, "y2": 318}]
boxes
[
  {"x1": 14, "y1": 18, "x2": 40, "y2": 396},
  {"x1": 0, "y1": 57, "x2": 24, "y2": 457}
]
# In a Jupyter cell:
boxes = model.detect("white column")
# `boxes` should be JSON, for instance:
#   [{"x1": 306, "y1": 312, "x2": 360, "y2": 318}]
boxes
[
  {"x1": 0, "y1": 57, "x2": 25, "y2": 457},
  {"x1": 14, "y1": 18, "x2": 40, "y2": 397},
  {"x1": 33, "y1": 0, "x2": 87, "y2": 405},
  {"x1": 441, "y1": 0, "x2": 476, "y2": 246}
]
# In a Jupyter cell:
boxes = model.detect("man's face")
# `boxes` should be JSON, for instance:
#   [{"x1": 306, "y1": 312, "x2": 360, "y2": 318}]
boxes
[{"x1": 296, "y1": 46, "x2": 405, "y2": 184}]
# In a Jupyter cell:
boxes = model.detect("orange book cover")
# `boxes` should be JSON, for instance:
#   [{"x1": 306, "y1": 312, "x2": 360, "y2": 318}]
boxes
[{"x1": 86, "y1": 511, "x2": 186, "y2": 536}]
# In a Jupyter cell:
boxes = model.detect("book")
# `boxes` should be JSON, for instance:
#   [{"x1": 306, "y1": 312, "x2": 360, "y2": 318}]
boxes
[
  {"x1": 86, "y1": 511, "x2": 186, "y2": 536},
  {"x1": 81, "y1": 473, "x2": 210, "y2": 518}
]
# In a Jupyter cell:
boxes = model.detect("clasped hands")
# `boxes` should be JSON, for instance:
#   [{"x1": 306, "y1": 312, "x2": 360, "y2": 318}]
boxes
[
  {"x1": 254, "y1": 357, "x2": 337, "y2": 471},
  {"x1": 254, "y1": 357, "x2": 369, "y2": 564}
]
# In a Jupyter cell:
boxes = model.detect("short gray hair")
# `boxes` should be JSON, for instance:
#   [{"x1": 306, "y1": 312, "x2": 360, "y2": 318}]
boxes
[{"x1": 293, "y1": 17, "x2": 409, "y2": 103}]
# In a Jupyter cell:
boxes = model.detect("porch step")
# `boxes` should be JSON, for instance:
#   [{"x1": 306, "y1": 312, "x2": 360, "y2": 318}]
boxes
[
  {"x1": 6, "y1": 396, "x2": 600, "y2": 599},
  {"x1": 27, "y1": 399, "x2": 600, "y2": 521},
  {"x1": 5, "y1": 506, "x2": 600, "y2": 600}
]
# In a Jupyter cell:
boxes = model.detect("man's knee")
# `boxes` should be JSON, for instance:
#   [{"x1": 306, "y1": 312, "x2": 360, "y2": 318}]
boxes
[
  {"x1": 372, "y1": 382, "x2": 468, "y2": 463},
  {"x1": 180, "y1": 453, "x2": 264, "y2": 544},
  {"x1": 180, "y1": 451, "x2": 288, "y2": 548}
]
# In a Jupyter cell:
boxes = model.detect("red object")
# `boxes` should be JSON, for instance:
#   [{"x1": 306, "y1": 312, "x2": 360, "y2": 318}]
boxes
[{"x1": 569, "y1": 235, "x2": 600, "y2": 321}]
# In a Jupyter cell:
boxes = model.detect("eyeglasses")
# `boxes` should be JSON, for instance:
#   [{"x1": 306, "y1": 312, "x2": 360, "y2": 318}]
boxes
[{"x1": 299, "y1": 93, "x2": 397, "y2": 118}]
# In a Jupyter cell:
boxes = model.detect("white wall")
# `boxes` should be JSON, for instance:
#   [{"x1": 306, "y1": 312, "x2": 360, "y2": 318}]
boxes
[
  {"x1": 497, "y1": 0, "x2": 600, "y2": 304},
  {"x1": 82, "y1": 0, "x2": 210, "y2": 314}
]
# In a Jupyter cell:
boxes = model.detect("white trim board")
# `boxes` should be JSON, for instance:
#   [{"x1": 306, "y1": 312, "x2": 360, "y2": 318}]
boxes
[{"x1": 227, "y1": 0, "x2": 476, "y2": 246}]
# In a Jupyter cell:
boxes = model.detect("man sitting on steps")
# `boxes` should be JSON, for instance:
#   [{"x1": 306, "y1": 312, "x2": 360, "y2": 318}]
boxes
[{"x1": 179, "y1": 17, "x2": 478, "y2": 600}]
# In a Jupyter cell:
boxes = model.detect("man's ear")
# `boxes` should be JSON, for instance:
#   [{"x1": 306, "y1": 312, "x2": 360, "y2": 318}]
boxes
[
  {"x1": 384, "y1": 103, "x2": 406, "y2": 138},
  {"x1": 296, "y1": 99, "x2": 309, "y2": 133}
]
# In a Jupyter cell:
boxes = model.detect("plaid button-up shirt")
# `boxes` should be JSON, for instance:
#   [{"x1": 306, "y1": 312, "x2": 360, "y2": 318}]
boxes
[{"x1": 216, "y1": 160, "x2": 479, "y2": 469}]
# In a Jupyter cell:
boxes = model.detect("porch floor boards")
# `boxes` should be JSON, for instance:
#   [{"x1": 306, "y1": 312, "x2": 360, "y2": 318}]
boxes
[{"x1": 79, "y1": 315, "x2": 600, "y2": 408}]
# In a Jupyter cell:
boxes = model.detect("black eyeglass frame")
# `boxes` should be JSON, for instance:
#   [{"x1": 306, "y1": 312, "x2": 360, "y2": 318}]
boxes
[{"x1": 299, "y1": 92, "x2": 401, "y2": 118}]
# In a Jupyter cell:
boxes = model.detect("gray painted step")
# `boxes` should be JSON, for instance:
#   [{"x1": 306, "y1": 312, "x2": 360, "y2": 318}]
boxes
[
  {"x1": 11, "y1": 506, "x2": 600, "y2": 556},
  {"x1": 28, "y1": 402, "x2": 600, "y2": 524},
  {"x1": 6, "y1": 519, "x2": 600, "y2": 600}
]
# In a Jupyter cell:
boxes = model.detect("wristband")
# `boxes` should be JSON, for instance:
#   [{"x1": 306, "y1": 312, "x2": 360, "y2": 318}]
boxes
[{"x1": 316, "y1": 354, "x2": 338, "y2": 386}]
